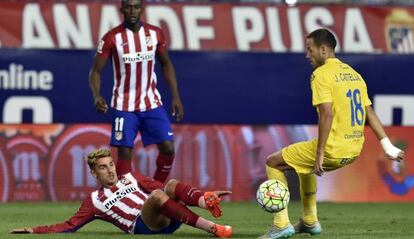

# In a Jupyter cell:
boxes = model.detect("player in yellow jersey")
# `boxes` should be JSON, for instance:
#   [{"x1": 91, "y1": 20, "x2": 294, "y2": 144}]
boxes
[{"x1": 258, "y1": 28, "x2": 405, "y2": 239}]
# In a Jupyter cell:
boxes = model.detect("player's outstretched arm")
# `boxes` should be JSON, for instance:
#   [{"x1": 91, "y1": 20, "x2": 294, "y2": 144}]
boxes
[
  {"x1": 11, "y1": 227, "x2": 33, "y2": 234},
  {"x1": 366, "y1": 105, "x2": 405, "y2": 162},
  {"x1": 11, "y1": 197, "x2": 96, "y2": 234}
]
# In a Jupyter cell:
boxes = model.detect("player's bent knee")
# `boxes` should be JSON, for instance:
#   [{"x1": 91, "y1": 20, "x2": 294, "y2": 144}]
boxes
[
  {"x1": 151, "y1": 189, "x2": 165, "y2": 198},
  {"x1": 266, "y1": 151, "x2": 281, "y2": 166},
  {"x1": 149, "y1": 189, "x2": 169, "y2": 205},
  {"x1": 146, "y1": 217, "x2": 171, "y2": 231},
  {"x1": 164, "y1": 179, "x2": 178, "y2": 196}
]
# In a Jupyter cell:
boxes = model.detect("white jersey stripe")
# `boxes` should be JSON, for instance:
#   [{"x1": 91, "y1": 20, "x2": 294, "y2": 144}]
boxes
[
  {"x1": 110, "y1": 57, "x2": 117, "y2": 108},
  {"x1": 126, "y1": 29, "x2": 137, "y2": 112},
  {"x1": 107, "y1": 209, "x2": 134, "y2": 226},
  {"x1": 138, "y1": 28, "x2": 148, "y2": 110},
  {"x1": 147, "y1": 29, "x2": 157, "y2": 109}
]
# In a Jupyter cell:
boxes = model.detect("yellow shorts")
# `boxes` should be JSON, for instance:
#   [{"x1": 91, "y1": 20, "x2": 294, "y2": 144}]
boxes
[{"x1": 282, "y1": 139, "x2": 358, "y2": 174}]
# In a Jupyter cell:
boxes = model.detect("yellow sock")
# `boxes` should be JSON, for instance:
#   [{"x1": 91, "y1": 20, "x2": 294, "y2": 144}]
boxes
[
  {"x1": 298, "y1": 173, "x2": 318, "y2": 225},
  {"x1": 266, "y1": 165, "x2": 290, "y2": 228}
]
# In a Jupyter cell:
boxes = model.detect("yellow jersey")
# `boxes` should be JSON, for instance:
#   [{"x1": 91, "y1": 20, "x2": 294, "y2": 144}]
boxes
[{"x1": 311, "y1": 58, "x2": 372, "y2": 158}]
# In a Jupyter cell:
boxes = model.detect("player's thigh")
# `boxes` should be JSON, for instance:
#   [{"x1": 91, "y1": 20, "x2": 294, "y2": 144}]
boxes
[
  {"x1": 323, "y1": 156, "x2": 359, "y2": 172},
  {"x1": 141, "y1": 190, "x2": 171, "y2": 231},
  {"x1": 140, "y1": 107, "x2": 173, "y2": 147},
  {"x1": 110, "y1": 110, "x2": 140, "y2": 147},
  {"x1": 282, "y1": 139, "x2": 318, "y2": 174}
]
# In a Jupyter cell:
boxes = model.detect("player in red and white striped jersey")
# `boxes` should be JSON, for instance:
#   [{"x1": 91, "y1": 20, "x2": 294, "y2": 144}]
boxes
[
  {"x1": 11, "y1": 149, "x2": 232, "y2": 237},
  {"x1": 88, "y1": 0, "x2": 184, "y2": 182}
]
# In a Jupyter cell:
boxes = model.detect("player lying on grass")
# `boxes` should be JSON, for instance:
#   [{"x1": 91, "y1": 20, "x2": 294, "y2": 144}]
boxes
[{"x1": 11, "y1": 148, "x2": 232, "y2": 237}]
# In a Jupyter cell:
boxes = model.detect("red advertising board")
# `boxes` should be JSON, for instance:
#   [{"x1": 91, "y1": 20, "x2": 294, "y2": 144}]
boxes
[
  {"x1": 0, "y1": 124, "x2": 412, "y2": 202},
  {"x1": 0, "y1": 2, "x2": 413, "y2": 53},
  {"x1": 0, "y1": 137, "x2": 12, "y2": 202},
  {"x1": 318, "y1": 127, "x2": 414, "y2": 202},
  {"x1": 6, "y1": 135, "x2": 48, "y2": 201}
]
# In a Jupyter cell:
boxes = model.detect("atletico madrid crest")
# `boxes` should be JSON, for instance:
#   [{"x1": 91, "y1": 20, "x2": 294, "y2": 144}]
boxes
[
  {"x1": 120, "y1": 178, "x2": 130, "y2": 185},
  {"x1": 115, "y1": 132, "x2": 123, "y2": 141},
  {"x1": 385, "y1": 9, "x2": 414, "y2": 53},
  {"x1": 145, "y1": 36, "x2": 153, "y2": 48}
]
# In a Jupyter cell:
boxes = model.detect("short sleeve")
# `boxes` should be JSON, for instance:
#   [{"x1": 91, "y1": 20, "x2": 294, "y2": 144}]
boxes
[
  {"x1": 362, "y1": 81, "x2": 372, "y2": 106},
  {"x1": 96, "y1": 32, "x2": 113, "y2": 59},
  {"x1": 156, "y1": 28, "x2": 167, "y2": 54},
  {"x1": 311, "y1": 71, "x2": 332, "y2": 106},
  {"x1": 131, "y1": 172, "x2": 164, "y2": 193}
]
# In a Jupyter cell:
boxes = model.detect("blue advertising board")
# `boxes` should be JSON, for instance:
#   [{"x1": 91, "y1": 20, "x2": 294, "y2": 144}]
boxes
[{"x1": 0, "y1": 49, "x2": 413, "y2": 124}]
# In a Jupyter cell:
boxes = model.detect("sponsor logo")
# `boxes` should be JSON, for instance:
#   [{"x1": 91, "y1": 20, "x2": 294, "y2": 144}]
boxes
[
  {"x1": 385, "y1": 9, "x2": 414, "y2": 53},
  {"x1": 122, "y1": 51, "x2": 155, "y2": 64},
  {"x1": 103, "y1": 184, "x2": 137, "y2": 210},
  {"x1": 97, "y1": 40, "x2": 105, "y2": 54},
  {"x1": 377, "y1": 139, "x2": 413, "y2": 196},
  {"x1": 344, "y1": 130, "x2": 363, "y2": 140},
  {"x1": 7, "y1": 136, "x2": 48, "y2": 201},
  {"x1": 115, "y1": 131, "x2": 123, "y2": 141},
  {"x1": 265, "y1": 191, "x2": 281, "y2": 199},
  {"x1": 304, "y1": 191, "x2": 317, "y2": 196},
  {"x1": 0, "y1": 63, "x2": 54, "y2": 90}
]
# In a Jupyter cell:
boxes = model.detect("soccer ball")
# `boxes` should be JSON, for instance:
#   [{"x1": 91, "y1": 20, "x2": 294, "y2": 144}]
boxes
[{"x1": 256, "y1": 179, "x2": 290, "y2": 213}]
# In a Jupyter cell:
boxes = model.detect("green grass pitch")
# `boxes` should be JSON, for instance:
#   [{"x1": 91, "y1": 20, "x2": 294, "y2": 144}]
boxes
[{"x1": 1, "y1": 202, "x2": 413, "y2": 239}]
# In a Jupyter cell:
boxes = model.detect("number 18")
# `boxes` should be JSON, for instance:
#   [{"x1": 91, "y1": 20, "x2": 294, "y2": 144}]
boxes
[{"x1": 346, "y1": 89, "x2": 364, "y2": 126}]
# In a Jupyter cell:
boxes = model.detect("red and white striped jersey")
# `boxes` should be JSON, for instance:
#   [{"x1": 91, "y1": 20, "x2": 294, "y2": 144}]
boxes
[
  {"x1": 32, "y1": 172, "x2": 163, "y2": 234},
  {"x1": 97, "y1": 22, "x2": 166, "y2": 112}
]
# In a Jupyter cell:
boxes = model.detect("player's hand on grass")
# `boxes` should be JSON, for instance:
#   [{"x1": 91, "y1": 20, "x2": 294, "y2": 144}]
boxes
[
  {"x1": 214, "y1": 191, "x2": 232, "y2": 198},
  {"x1": 94, "y1": 96, "x2": 108, "y2": 113},
  {"x1": 11, "y1": 227, "x2": 33, "y2": 234}
]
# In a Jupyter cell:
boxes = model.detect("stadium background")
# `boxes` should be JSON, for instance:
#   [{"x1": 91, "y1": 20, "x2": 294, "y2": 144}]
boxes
[{"x1": 0, "y1": 0, "x2": 413, "y2": 204}]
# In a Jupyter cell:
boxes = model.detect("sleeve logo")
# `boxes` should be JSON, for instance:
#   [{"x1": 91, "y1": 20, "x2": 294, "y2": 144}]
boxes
[{"x1": 97, "y1": 40, "x2": 105, "y2": 54}]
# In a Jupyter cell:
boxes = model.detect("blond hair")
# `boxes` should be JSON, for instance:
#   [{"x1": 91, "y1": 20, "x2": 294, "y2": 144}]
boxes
[{"x1": 85, "y1": 148, "x2": 112, "y2": 170}]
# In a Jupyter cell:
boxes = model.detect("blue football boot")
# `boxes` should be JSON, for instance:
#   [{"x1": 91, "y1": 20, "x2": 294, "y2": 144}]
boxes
[
  {"x1": 257, "y1": 224, "x2": 295, "y2": 239},
  {"x1": 294, "y1": 218, "x2": 322, "y2": 235}
]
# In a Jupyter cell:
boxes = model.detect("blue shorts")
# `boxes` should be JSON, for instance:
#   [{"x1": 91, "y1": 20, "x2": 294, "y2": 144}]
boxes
[
  {"x1": 133, "y1": 216, "x2": 181, "y2": 234},
  {"x1": 110, "y1": 106, "x2": 173, "y2": 147}
]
